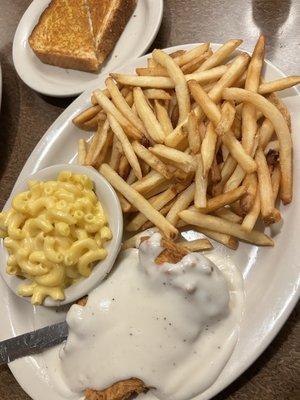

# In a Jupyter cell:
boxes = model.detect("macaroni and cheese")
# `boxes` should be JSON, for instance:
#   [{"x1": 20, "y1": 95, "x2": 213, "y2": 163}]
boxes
[{"x1": 0, "y1": 171, "x2": 112, "y2": 305}]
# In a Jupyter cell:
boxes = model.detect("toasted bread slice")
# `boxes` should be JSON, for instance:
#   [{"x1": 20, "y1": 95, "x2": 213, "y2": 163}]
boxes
[
  {"x1": 87, "y1": 0, "x2": 137, "y2": 66},
  {"x1": 29, "y1": 0, "x2": 99, "y2": 72}
]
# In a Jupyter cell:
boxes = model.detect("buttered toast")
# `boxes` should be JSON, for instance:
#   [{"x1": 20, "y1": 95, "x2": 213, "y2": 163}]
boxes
[{"x1": 29, "y1": 0, "x2": 137, "y2": 72}]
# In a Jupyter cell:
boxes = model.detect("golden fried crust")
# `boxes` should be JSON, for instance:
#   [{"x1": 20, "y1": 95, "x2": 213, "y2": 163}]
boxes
[
  {"x1": 155, "y1": 237, "x2": 189, "y2": 264},
  {"x1": 84, "y1": 378, "x2": 146, "y2": 400}
]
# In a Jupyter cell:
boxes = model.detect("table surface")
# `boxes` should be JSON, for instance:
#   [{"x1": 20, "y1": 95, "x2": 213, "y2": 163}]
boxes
[{"x1": 0, "y1": 0, "x2": 299, "y2": 399}]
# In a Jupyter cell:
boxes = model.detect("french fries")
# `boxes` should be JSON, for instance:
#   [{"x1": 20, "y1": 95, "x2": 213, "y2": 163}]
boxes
[
  {"x1": 195, "y1": 39, "x2": 242, "y2": 72},
  {"x1": 194, "y1": 154, "x2": 207, "y2": 208},
  {"x1": 132, "y1": 141, "x2": 172, "y2": 179},
  {"x1": 223, "y1": 88, "x2": 293, "y2": 204},
  {"x1": 93, "y1": 89, "x2": 141, "y2": 140},
  {"x1": 108, "y1": 114, "x2": 142, "y2": 180},
  {"x1": 133, "y1": 87, "x2": 165, "y2": 143},
  {"x1": 72, "y1": 38, "x2": 294, "y2": 251},
  {"x1": 153, "y1": 49, "x2": 190, "y2": 123},
  {"x1": 178, "y1": 238, "x2": 213, "y2": 252},
  {"x1": 77, "y1": 139, "x2": 87, "y2": 165},
  {"x1": 255, "y1": 148, "x2": 281, "y2": 224},
  {"x1": 100, "y1": 164, "x2": 178, "y2": 239},
  {"x1": 179, "y1": 210, "x2": 273, "y2": 246},
  {"x1": 105, "y1": 77, "x2": 146, "y2": 135},
  {"x1": 201, "y1": 122, "x2": 217, "y2": 176},
  {"x1": 187, "y1": 111, "x2": 201, "y2": 154}
]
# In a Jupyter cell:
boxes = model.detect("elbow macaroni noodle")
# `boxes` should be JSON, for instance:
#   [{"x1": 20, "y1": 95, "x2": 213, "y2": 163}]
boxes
[{"x1": 0, "y1": 171, "x2": 112, "y2": 305}]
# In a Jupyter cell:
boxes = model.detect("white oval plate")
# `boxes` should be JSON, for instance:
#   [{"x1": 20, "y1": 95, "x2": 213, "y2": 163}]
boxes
[
  {"x1": 1, "y1": 44, "x2": 300, "y2": 400},
  {"x1": 12, "y1": 0, "x2": 163, "y2": 97}
]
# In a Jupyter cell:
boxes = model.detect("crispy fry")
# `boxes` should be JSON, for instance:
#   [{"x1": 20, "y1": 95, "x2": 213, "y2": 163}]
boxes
[
  {"x1": 188, "y1": 80, "x2": 257, "y2": 174},
  {"x1": 150, "y1": 144, "x2": 196, "y2": 173},
  {"x1": 166, "y1": 183, "x2": 195, "y2": 226},
  {"x1": 258, "y1": 76, "x2": 300, "y2": 95},
  {"x1": 223, "y1": 88, "x2": 293, "y2": 204},
  {"x1": 136, "y1": 66, "x2": 169, "y2": 76},
  {"x1": 93, "y1": 89, "x2": 141, "y2": 140},
  {"x1": 133, "y1": 87, "x2": 165, "y2": 143},
  {"x1": 241, "y1": 35, "x2": 265, "y2": 154},
  {"x1": 195, "y1": 39, "x2": 242, "y2": 71},
  {"x1": 241, "y1": 188, "x2": 261, "y2": 231},
  {"x1": 179, "y1": 210, "x2": 273, "y2": 246},
  {"x1": 109, "y1": 134, "x2": 122, "y2": 171},
  {"x1": 194, "y1": 154, "x2": 207, "y2": 208},
  {"x1": 210, "y1": 154, "x2": 222, "y2": 184},
  {"x1": 240, "y1": 172, "x2": 258, "y2": 212},
  {"x1": 144, "y1": 89, "x2": 171, "y2": 100},
  {"x1": 117, "y1": 192, "x2": 132, "y2": 213},
  {"x1": 126, "y1": 187, "x2": 177, "y2": 231},
  {"x1": 214, "y1": 207, "x2": 243, "y2": 224},
  {"x1": 255, "y1": 148, "x2": 281, "y2": 224},
  {"x1": 215, "y1": 101, "x2": 236, "y2": 136},
  {"x1": 142, "y1": 199, "x2": 177, "y2": 230},
  {"x1": 212, "y1": 155, "x2": 237, "y2": 195},
  {"x1": 268, "y1": 92, "x2": 292, "y2": 131},
  {"x1": 201, "y1": 122, "x2": 217, "y2": 176},
  {"x1": 258, "y1": 118, "x2": 274, "y2": 149},
  {"x1": 178, "y1": 225, "x2": 239, "y2": 250},
  {"x1": 108, "y1": 114, "x2": 142, "y2": 179},
  {"x1": 198, "y1": 186, "x2": 246, "y2": 214},
  {"x1": 105, "y1": 77, "x2": 146, "y2": 135},
  {"x1": 207, "y1": 53, "x2": 250, "y2": 102},
  {"x1": 100, "y1": 164, "x2": 178, "y2": 239},
  {"x1": 221, "y1": 133, "x2": 257, "y2": 174},
  {"x1": 172, "y1": 43, "x2": 210, "y2": 66},
  {"x1": 118, "y1": 155, "x2": 131, "y2": 180},
  {"x1": 77, "y1": 139, "x2": 87, "y2": 165},
  {"x1": 131, "y1": 170, "x2": 166, "y2": 195},
  {"x1": 224, "y1": 165, "x2": 245, "y2": 193},
  {"x1": 73, "y1": 105, "x2": 101, "y2": 126},
  {"x1": 155, "y1": 100, "x2": 173, "y2": 136},
  {"x1": 132, "y1": 141, "x2": 173, "y2": 179},
  {"x1": 111, "y1": 65, "x2": 228, "y2": 89},
  {"x1": 187, "y1": 111, "x2": 201, "y2": 154},
  {"x1": 181, "y1": 51, "x2": 211, "y2": 74},
  {"x1": 85, "y1": 119, "x2": 110, "y2": 168},
  {"x1": 153, "y1": 49, "x2": 190, "y2": 123},
  {"x1": 178, "y1": 238, "x2": 213, "y2": 252},
  {"x1": 79, "y1": 113, "x2": 106, "y2": 131},
  {"x1": 271, "y1": 164, "x2": 281, "y2": 202}
]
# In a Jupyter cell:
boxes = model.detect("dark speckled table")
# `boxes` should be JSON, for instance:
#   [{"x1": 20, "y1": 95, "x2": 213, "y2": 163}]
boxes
[{"x1": 0, "y1": 0, "x2": 299, "y2": 399}]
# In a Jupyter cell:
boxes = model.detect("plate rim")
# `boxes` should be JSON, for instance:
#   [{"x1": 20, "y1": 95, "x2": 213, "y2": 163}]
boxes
[
  {"x1": 12, "y1": 0, "x2": 164, "y2": 97},
  {"x1": 3, "y1": 42, "x2": 300, "y2": 400}
]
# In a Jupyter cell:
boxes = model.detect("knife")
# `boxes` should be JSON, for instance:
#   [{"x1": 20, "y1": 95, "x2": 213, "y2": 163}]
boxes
[{"x1": 0, "y1": 321, "x2": 68, "y2": 365}]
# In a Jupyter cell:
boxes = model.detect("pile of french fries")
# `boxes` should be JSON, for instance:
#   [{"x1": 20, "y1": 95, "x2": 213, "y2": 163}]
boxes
[{"x1": 74, "y1": 36, "x2": 299, "y2": 251}]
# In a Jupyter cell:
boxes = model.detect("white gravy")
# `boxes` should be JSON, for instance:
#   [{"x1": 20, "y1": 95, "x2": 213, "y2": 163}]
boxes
[{"x1": 59, "y1": 233, "x2": 244, "y2": 400}]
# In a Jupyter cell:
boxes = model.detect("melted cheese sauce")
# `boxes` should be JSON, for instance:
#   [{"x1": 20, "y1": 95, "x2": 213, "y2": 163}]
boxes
[{"x1": 59, "y1": 233, "x2": 244, "y2": 400}]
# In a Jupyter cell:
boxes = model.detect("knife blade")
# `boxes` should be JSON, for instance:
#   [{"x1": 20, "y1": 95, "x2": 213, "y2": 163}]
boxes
[{"x1": 0, "y1": 321, "x2": 68, "y2": 365}]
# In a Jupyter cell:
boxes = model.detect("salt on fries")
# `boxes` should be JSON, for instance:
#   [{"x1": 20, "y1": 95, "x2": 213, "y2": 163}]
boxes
[{"x1": 73, "y1": 36, "x2": 298, "y2": 250}]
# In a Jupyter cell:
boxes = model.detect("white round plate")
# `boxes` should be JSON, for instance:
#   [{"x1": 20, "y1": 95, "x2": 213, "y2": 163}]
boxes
[
  {"x1": 1, "y1": 44, "x2": 300, "y2": 400},
  {"x1": 0, "y1": 164, "x2": 123, "y2": 307},
  {"x1": 12, "y1": 0, "x2": 163, "y2": 97}
]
